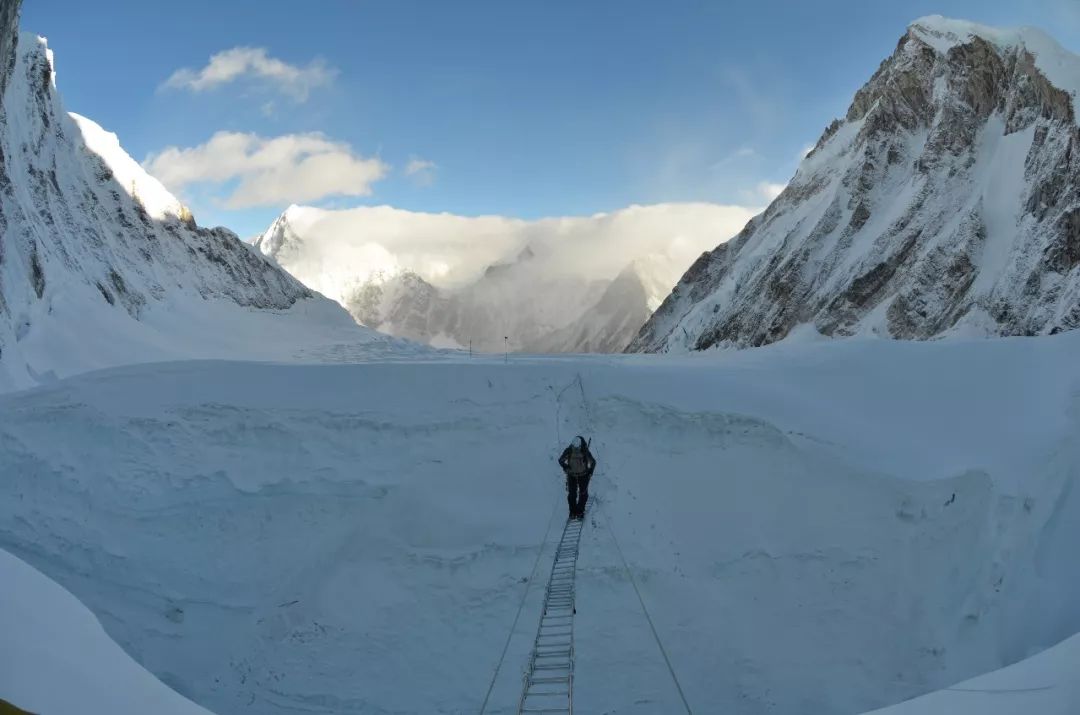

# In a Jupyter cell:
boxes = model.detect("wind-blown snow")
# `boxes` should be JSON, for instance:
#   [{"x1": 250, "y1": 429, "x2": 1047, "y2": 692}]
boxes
[{"x1": 2, "y1": 333, "x2": 1079, "y2": 714}]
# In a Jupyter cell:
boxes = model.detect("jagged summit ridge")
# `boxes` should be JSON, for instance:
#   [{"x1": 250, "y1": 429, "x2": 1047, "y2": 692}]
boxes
[
  {"x1": 909, "y1": 15, "x2": 1080, "y2": 116},
  {"x1": 630, "y1": 17, "x2": 1080, "y2": 353}
]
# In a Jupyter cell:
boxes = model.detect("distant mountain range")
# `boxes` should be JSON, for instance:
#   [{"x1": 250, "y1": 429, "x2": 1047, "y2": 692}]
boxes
[{"x1": 254, "y1": 203, "x2": 747, "y2": 353}]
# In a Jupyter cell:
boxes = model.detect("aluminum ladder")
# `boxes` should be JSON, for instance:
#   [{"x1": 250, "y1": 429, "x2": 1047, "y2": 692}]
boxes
[{"x1": 517, "y1": 516, "x2": 584, "y2": 714}]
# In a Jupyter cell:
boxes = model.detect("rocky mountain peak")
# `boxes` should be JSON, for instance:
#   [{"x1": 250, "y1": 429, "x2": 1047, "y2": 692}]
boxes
[{"x1": 630, "y1": 17, "x2": 1080, "y2": 353}]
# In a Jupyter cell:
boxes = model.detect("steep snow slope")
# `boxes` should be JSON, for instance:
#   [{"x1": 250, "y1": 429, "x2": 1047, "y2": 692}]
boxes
[
  {"x1": 0, "y1": 548, "x2": 214, "y2": 715},
  {"x1": 254, "y1": 203, "x2": 754, "y2": 353},
  {"x1": 2, "y1": 333, "x2": 1079, "y2": 714},
  {"x1": 0, "y1": 4, "x2": 379, "y2": 392},
  {"x1": 632, "y1": 16, "x2": 1080, "y2": 353}
]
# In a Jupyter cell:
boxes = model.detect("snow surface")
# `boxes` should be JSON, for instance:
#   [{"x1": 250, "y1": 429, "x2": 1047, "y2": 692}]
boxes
[
  {"x1": 3, "y1": 332, "x2": 1080, "y2": 714},
  {"x1": 0, "y1": 548, "x2": 214, "y2": 715}
]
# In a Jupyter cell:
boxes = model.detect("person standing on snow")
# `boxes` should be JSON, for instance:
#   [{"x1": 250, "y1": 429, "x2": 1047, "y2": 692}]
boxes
[{"x1": 558, "y1": 436, "x2": 596, "y2": 520}]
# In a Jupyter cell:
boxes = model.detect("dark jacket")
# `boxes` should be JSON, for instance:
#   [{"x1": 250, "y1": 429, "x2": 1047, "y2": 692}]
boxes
[{"x1": 558, "y1": 437, "x2": 596, "y2": 477}]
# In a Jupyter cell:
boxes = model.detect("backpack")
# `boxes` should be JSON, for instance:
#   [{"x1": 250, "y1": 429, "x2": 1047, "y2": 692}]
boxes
[{"x1": 566, "y1": 445, "x2": 589, "y2": 477}]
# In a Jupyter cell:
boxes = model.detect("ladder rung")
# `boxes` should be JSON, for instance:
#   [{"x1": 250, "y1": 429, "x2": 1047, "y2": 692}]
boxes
[{"x1": 519, "y1": 516, "x2": 585, "y2": 713}]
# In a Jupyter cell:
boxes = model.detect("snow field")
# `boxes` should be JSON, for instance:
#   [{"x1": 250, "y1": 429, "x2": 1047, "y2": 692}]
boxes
[{"x1": 2, "y1": 332, "x2": 1080, "y2": 713}]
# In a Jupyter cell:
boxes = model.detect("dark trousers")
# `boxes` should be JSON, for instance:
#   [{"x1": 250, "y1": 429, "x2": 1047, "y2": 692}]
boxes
[{"x1": 566, "y1": 473, "x2": 590, "y2": 516}]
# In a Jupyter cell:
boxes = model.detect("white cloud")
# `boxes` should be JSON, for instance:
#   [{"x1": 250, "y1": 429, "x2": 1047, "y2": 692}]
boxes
[
  {"x1": 259, "y1": 202, "x2": 760, "y2": 299},
  {"x1": 144, "y1": 132, "x2": 389, "y2": 209},
  {"x1": 162, "y1": 47, "x2": 335, "y2": 101},
  {"x1": 800, "y1": 143, "x2": 816, "y2": 158},
  {"x1": 404, "y1": 157, "x2": 437, "y2": 186}
]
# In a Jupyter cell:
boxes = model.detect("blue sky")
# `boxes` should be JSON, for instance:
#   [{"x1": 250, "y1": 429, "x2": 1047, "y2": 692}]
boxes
[{"x1": 22, "y1": 0, "x2": 1080, "y2": 237}]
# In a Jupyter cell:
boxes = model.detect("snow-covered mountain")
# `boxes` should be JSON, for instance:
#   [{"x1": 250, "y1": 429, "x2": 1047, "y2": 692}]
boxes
[
  {"x1": 0, "y1": 2, "x2": 375, "y2": 392},
  {"x1": 631, "y1": 16, "x2": 1080, "y2": 353},
  {"x1": 254, "y1": 203, "x2": 755, "y2": 353}
]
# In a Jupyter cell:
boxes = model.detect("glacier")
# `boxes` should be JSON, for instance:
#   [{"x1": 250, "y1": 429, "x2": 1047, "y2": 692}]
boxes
[{"x1": 3, "y1": 332, "x2": 1080, "y2": 714}]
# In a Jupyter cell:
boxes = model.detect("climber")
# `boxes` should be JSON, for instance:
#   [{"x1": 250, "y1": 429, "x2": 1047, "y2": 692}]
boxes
[{"x1": 558, "y1": 436, "x2": 596, "y2": 520}]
